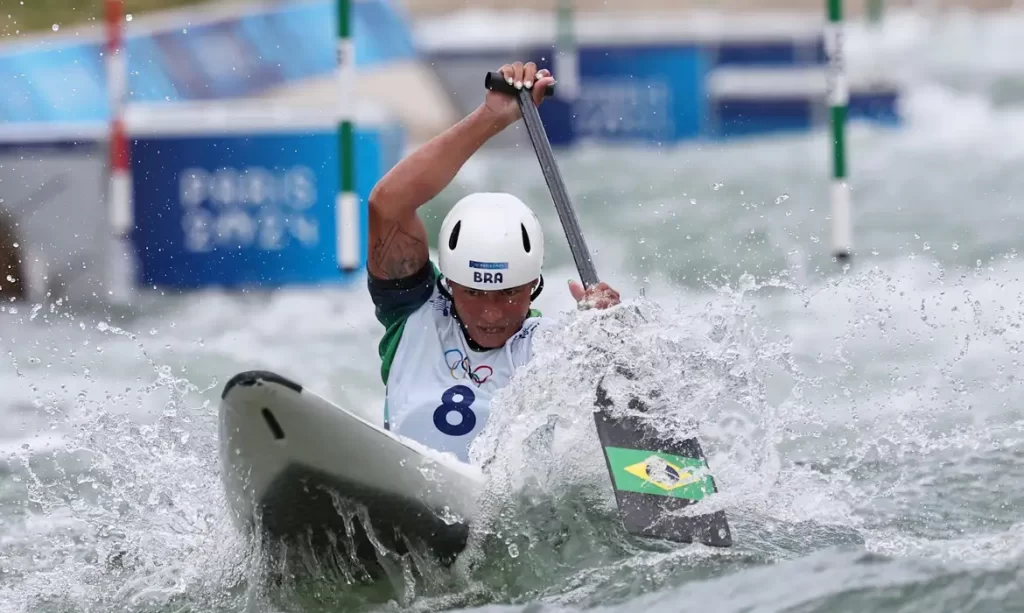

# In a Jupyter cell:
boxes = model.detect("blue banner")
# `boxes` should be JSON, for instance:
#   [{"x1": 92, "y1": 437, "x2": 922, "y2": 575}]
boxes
[
  {"x1": 0, "y1": 0, "x2": 416, "y2": 122},
  {"x1": 423, "y1": 32, "x2": 898, "y2": 146},
  {"x1": 521, "y1": 45, "x2": 707, "y2": 146},
  {"x1": 713, "y1": 90, "x2": 901, "y2": 139},
  {"x1": 130, "y1": 124, "x2": 402, "y2": 289}
]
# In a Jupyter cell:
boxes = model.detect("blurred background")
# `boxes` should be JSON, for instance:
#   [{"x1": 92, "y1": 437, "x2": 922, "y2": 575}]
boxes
[
  {"x1": 4, "y1": 0, "x2": 1024, "y2": 611},
  {"x1": 2, "y1": 0, "x2": 1012, "y2": 307},
  {"x1": 0, "y1": 0, "x2": 1017, "y2": 305}
]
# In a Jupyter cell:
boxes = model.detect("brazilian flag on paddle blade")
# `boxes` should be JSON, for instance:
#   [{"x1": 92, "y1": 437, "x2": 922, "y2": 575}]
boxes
[
  {"x1": 593, "y1": 400, "x2": 733, "y2": 548},
  {"x1": 604, "y1": 447, "x2": 716, "y2": 501}
]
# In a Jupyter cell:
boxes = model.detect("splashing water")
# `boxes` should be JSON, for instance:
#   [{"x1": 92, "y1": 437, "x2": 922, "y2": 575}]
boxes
[
  {"x1": 2, "y1": 258, "x2": 1024, "y2": 612},
  {"x1": 0, "y1": 302, "x2": 264, "y2": 613},
  {"x1": 438, "y1": 257, "x2": 1024, "y2": 610},
  {"x1": 5, "y1": 9, "x2": 1024, "y2": 609},
  {"x1": 446, "y1": 282, "x2": 817, "y2": 606}
]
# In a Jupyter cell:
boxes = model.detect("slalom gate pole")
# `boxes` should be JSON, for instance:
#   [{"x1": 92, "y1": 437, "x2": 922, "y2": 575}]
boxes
[
  {"x1": 336, "y1": 0, "x2": 359, "y2": 270},
  {"x1": 555, "y1": 0, "x2": 579, "y2": 101},
  {"x1": 868, "y1": 0, "x2": 883, "y2": 28},
  {"x1": 826, "y1": 0, "x2": 852, "y2": 262},
  {"x1": 105, "y1": 0, "x2": 135, "y2": 301}
]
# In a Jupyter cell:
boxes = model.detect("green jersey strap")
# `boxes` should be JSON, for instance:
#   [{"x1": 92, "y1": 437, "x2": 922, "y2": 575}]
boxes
[{"x1": 367, "y1": 261, "x2": 438, "y2": 385}]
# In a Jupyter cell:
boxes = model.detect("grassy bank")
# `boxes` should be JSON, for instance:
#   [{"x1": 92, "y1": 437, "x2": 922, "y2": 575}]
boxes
[{"x1": 3, "y1": 0, "x2": 219, "y2": 37}]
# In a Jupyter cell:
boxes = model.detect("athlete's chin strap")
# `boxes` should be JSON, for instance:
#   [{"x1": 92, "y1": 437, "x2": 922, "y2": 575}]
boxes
[
  {"x1": 436, "y1": 274, "x2": 545, "y2": 352},
  {"x1": 530, "y1": 275, "x2": 545, "y2": 301}
]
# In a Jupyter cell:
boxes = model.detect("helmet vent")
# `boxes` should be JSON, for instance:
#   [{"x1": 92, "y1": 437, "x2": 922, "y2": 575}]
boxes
[
  {"x1": 521, "y1": 223, "x2": 532, "y2": 253},
  {"x1": 448, "y1": 221, "x2": 462, "y2": 250}
]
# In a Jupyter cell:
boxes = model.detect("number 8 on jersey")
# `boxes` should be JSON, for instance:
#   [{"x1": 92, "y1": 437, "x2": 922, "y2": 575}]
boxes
[{"x1": 433, "y1": 385, "x2": 477, "y2": 436}]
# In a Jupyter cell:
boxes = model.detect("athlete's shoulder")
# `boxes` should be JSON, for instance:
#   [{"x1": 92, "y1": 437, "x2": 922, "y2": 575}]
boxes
[
  {"x1": 367, "y1": 261, "x2": 439, "y2": 329},
  {"x1": 372, "y1": 262, "x2": 442, "y2": 386}
]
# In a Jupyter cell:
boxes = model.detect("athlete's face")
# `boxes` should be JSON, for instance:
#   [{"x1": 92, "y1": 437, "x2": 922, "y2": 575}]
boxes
[{"x1": 449, "y1": 280, "x2": 535, "y2": 349}]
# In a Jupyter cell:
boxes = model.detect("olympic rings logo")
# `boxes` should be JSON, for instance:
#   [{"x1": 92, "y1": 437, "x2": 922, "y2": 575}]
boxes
[{"x1": 444, "y1": 348, "x2": 493, "y2": 386}]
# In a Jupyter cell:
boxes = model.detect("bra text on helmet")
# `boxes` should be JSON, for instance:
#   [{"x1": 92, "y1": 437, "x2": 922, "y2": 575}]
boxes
[{"x1": 473, "y1": 271, "x2": 504, "y2": 284}]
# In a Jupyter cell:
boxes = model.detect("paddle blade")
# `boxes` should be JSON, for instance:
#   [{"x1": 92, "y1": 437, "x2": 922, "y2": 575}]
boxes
[{"x1": 593, "y1": 407, "x2": 733, "y2": 547}]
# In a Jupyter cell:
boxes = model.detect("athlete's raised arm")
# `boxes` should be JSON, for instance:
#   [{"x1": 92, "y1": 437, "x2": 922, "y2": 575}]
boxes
[{"x1": 366, "y1": 61, "x2": 553, "y2": 281}]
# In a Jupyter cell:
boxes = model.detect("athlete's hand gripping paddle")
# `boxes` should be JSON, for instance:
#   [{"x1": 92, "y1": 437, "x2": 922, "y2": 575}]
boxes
[{"x1": 484, "y1": 71, "x2": 733, "y2": 547}]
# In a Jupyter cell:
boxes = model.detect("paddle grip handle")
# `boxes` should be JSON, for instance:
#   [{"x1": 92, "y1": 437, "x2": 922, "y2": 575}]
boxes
[{"x1": 484, "y1": 71, "x2": 556, "y2": 98}]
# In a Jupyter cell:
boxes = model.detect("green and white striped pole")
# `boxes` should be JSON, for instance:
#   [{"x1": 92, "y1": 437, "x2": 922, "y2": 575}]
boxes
[
  {"x1": 867, "y1": 0, "x2": 883, "y2": 28},
  {"x1": 555, "y1": 0, "x2": 579, "y2": 101},
  {"x1": 825, "y1": 0, "x2": 851, "y2": 261},
  {"x1": 337, "y1": 0, "x2": 359, "y2": 270}
]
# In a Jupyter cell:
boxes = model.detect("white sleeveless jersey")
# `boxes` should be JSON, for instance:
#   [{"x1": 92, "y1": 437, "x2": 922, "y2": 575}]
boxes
[{"x1": 385, "y1": 285, "x2": 553, "y2": 463}]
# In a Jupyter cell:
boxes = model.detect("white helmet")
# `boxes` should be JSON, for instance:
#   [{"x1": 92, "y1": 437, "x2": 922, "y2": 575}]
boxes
[{"x1": 438, "y1": 192, "x2": 544, "y2": 291}]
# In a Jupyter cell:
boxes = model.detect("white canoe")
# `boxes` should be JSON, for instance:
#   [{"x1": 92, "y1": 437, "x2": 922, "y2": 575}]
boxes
[{"x1": 218, "y1": 370, "x2": 484, "y2": 574}]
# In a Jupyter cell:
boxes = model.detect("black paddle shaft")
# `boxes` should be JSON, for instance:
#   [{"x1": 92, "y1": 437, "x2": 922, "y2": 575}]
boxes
[{"x1": 484, "y1": 71, "x2": 600, "y2": 290}]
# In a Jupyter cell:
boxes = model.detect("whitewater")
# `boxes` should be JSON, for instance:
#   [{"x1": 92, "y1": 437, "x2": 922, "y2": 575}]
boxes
[{"x1": 2, "y1": 8, "x2": 1024, "y2": 612}]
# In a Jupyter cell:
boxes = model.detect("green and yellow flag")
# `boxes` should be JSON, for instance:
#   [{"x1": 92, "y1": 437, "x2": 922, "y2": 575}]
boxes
[{"x1": 604, "y1": 446, "x2": 715, "y2": 501}]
